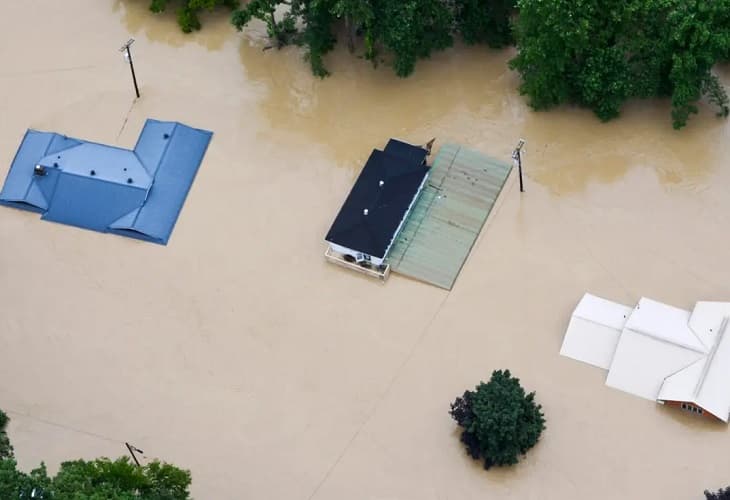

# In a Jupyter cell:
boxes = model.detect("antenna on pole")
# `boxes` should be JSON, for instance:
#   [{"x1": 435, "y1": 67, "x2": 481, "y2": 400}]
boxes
[
  {"x1": 119, "y1": 39, "x2": 140, "y2": 99},
  {"x1": 512, "y1": 139, "x2": 526, "y2": 193}
]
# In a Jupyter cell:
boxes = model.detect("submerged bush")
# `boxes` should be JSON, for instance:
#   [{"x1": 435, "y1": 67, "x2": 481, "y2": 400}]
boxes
[
  {"x1": 149, "y1": 0, "x2": 239, "y2": 32},
  {"x1": 0, "y1": 410, "x2": 12, "y2": 460},
  {"x1": 450, "y1": 369, "x2": 545, "y2": 469},
  {"x1": 706, "y1": 486, "x2": 730, "y2": 500}
]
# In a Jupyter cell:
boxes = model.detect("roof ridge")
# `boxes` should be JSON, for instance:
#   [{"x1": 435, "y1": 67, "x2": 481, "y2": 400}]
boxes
[
  {"x1": 660, "y1": 356, "x2": 706, "y2": 386},
  {"x1": 694, "y1": 316, "x2": 728, "y2": 397},
  {"x1": 626, "y1": 326, "x2": 708, "y2": 354}
]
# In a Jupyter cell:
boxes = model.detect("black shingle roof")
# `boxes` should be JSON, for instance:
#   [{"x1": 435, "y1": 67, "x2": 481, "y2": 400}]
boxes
[{"x1": 325, "y1": 140, "x2": 429, "y2": 258}]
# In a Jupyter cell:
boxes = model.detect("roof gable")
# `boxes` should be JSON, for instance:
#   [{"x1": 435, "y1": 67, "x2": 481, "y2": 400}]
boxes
[
  {"x1": 42, "y1": 172, "x2": 147, "y2": 231},
  {"x1": 625, "y1": 297, "x2": 707, "y2": 352},
  {"x1": 659, "y1": 316, "x2": 730, "y2": 422}
]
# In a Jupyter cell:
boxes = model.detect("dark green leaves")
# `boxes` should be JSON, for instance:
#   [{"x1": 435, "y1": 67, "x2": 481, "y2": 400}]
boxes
[
  {"x1": 149, "y1": 0, "x2": 239, "y2": 32},
  {"x1": 230, "y1": 0, "x2": 512, "y2": 77},
  {"x1": 0, "y1": 410, "x2": 192, "y2": 500},
  {"x1": 0, "y1": 458, "x2": 192, "y2": 500},
  {"x1": 0, "y1": 410, "x2": 12, "y2": 460},
  {"x1": 373, "y1": 0, "x2": 454, "y2": 77},
  {"x1": 511, "y1": 0, "x2": 730, "y2": 128},
  {"x1": 450, "y1": 370, "x2": 545, "y2": 469},
  {"x1": 455, "y1": 0, "x2": 515, "y2": 48}
]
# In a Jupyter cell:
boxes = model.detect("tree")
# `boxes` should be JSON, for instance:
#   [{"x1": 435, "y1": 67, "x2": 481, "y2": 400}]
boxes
[
  {"x1": 0, "y1": 410, "x2": 12, "y2": 460},
  {"x1": 0, "y1": 460, "x2": 51, "y2": 500},
  {"x1": 370, "y1": 0, "x2": 454, "y2": 77},
  {"x1": 449, "y1": 369, "x2": 545, "y2": 469},
  {"x1": 231, "y1": 0, "x2": 509, "y2": 78},
  {"x1": 0, "y1": 457, "x2": 191, "y2": 499},
  {"x1": 454, "y1": 0, "x2": 515, "y2": 48},
  {"x1": 149, "y1": 0, "x2": 239, "y2": 33},
  {"x1": 510, "y1": 0, "x2": 730, "y2": 129},
  {"x1": 0, "y1": 408, "x2": 191, "y2": 499},
  {"x1": 706, "y1": 487, "x2": 730, "y2": 500}
]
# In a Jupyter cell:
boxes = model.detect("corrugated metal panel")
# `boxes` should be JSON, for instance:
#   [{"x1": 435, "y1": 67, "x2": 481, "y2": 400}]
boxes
[{"x1": 387, "y1": 143, "x2": 512, "y2": 290}]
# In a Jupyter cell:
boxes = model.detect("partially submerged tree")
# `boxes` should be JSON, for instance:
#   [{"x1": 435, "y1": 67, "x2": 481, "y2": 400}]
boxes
[
  {"x1": 149, "y1": 0, "x2": 239, "y2": 32},
  {"x1": 510, "y1": 0, "x2": 730, "y2": 128},
  {"x1": 0, "y1": 410, "x2": 13, "y2": 460},
  {"x1": 231, "y1": 0, "x2": 513, "y2": 77},
  {"x1": 0, "y1": 408, "x2": 192, "y2": 499},
  {"x1": 0, "y1": 457, "x2": 191, "y2": 499},
  {"x1": 450, "y1": 370, "x2": 545, "y2": 469},
  {"x1": 455, "y1": 0, "x2": 515, "y2": 48},
  {"x1": 706, "y1": 486, "x2": 730, "y2": 500}
]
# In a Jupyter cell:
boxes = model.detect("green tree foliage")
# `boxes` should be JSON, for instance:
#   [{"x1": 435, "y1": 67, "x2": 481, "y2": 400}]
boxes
[
  {"x1": 150, "y1": 0, "x2": 239, "y2": 33},
  {"x1": 0, "y1": 410, "x2": 13, "y2": 460},
  {"x1": 371, "y1": 0, "x2": 454, "y2": 77},
  {"x1": 0, "y1": 411, "x2": 191, "y2": 499},
  {"x1": 0, "y1": 460, "x2": 52, "y2": 500},
  {"x1": 455, "y1": 0, "x2": 515, "y2": 48},
  {"x1": 0, "y1": 457, "x2": 191, "y2": 499},
  {"x1": 510, "y1": 0, "x2": 730, "y2": 129},
  {"x1": 706, "y1": 487, "x2": 730, "y2": 500},
  {"x1": 449, "y1": 370, "x2": 545, "y2": 469},
  {"x1": 231, "y1": 0, "x2": 513, "y2": 77}
]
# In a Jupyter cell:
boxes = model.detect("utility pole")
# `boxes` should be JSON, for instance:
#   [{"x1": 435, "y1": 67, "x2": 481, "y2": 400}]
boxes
[
  {"x1": 125, "y1": 442, "x2": 144, "y2": 467},
  {"x1": 119, "y1": 39, "x2": 140, "y2": 99},
  {"x1": 512, "y1": 139, "x2": 526, "y2": 193}
]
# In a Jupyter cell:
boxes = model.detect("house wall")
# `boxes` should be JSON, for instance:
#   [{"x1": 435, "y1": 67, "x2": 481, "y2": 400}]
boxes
[
  {"x1": 382, "y1": 172, "x2": 430, "y2": 260},
  {"x1": 328, "y1": 243, "x2": 385, "y2": 266},
  {"x1": 660, "y1": 400, "x2": 723, "y2": 422}
]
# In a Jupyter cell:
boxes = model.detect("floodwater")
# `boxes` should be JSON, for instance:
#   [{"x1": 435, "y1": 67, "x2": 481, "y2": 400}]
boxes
[{"x1": 2, "y1": 1, "x2": 730, "y2": 499}]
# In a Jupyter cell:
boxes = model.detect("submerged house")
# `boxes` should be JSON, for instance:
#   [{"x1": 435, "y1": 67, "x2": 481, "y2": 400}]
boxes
[
  {"x1": 325, "y1": 139, "x2": 430, "y2": 268},
  {"x1": 0, "y1": 119, "x2": 212, "y2": 244},
  {"x1": 561, "y1": 293, "x2": 730, "y2": 422}
]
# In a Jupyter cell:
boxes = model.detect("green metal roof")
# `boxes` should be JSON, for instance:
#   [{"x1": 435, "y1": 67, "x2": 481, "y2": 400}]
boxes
[{"x1": 387, "y1": 143, "x2": 512, "y2": 290}]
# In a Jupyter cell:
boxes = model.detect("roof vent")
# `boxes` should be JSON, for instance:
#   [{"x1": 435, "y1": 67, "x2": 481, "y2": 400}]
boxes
[
  {"x1": 33, "y1": 165, "x2": 46, "y2": 176},
  {"x1": 53, "y1": 162, "x2": 59, "y2": 168},
  {"x1": 163, "y1": 133, "x2": 170, "y2": 139},
  {"x1": 127, "y1": 178, "x2": 134, "y2": 184},
  {"x1": 363, "y1": 209, "x2": 369, "y2": 216},
  {"x1": 379, "y1": 180, "x2": 384, "y2": 187},
  {"x1": 90, "y1": 170, "x2": 96, "y2": 176}
]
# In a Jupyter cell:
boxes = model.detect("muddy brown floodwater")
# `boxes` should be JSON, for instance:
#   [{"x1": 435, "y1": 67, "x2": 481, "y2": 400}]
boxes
[{"x1": 2, "y1": 1, "x2": 730, "y2": 499}]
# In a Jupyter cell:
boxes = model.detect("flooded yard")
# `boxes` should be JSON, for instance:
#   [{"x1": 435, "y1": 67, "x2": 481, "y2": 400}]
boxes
[{"x1": 2, "y1": 1, "x2": 730, "y2": 498}]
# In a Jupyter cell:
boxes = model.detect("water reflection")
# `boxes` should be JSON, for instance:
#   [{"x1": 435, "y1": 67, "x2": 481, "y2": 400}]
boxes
[
  {"x1": 235, "y1": 27, "x2": 729, "y2": 194},
  {"x1": 112, "y1": 0, "x2": 730, "y2": 195},
  {"x1": 113, "y1": 0, "x2": 231, "y2": 51},
  {"x1": 109, "y1": 0, "x2": 730, "y2": 195},
  {"x1": 238, "y1": 32, "x2": 524, "y2": 166}
]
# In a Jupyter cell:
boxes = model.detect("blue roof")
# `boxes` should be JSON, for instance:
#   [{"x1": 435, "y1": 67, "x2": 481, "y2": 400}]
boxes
[{"x1": 0, "y1": 119, "x2": 212, "y2": 244}]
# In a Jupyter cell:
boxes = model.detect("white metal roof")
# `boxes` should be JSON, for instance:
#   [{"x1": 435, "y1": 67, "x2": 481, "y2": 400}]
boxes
[
  {"x1": 560, "y1": 292, "x2": 730, "y2": 422},
  {"x1": 625, "y1": 297, "x2": 706, "y2": 352},
  {"x1": 606, "y1": 329, "x2": 705, "y2": 401},
  {"x1": 560, "y1": 293, "x2": 631, "y2": 369},
  {"x1": 688, "y1": 302, "x2": 730, "y2": 348},
  {"x1": 658, "y1": 317, "x2": 730, "y2": 422}
]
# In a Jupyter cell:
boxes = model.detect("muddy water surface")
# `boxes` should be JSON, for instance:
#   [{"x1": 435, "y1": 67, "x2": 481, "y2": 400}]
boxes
[{"x1": 2, "y1": 1, "x2": 730, "y2": 499}]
